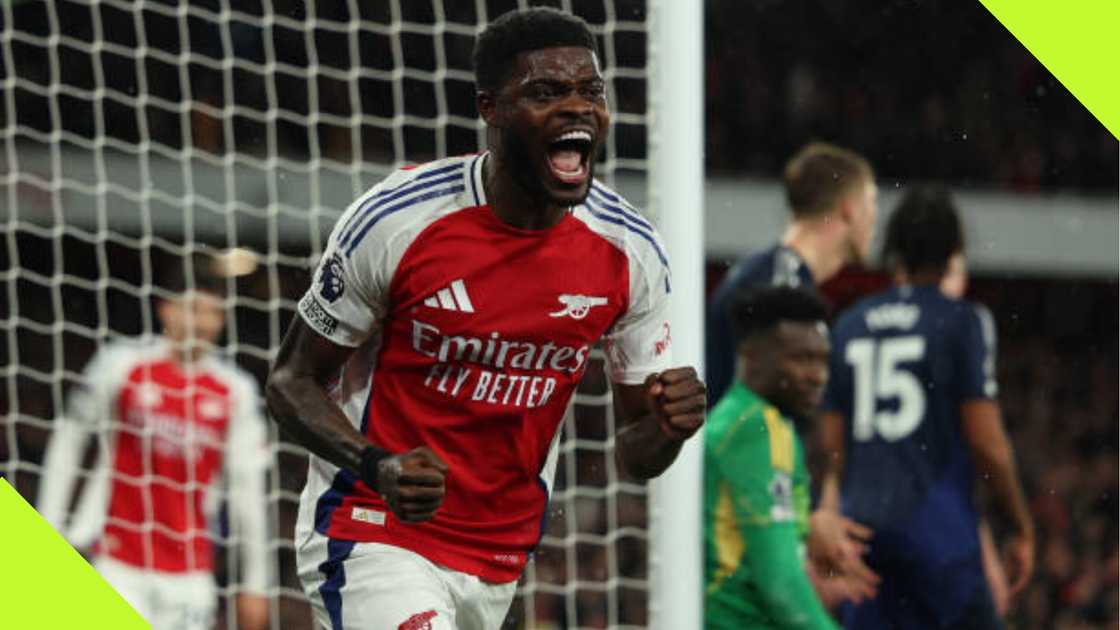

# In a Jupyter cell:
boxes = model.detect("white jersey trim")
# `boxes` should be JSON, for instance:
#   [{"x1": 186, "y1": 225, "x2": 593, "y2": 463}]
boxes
[{"x1": 572, "y1": 181, "x2": 673, "y2": 384}]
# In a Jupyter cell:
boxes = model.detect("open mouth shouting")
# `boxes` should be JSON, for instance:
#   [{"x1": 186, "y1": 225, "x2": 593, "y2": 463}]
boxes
[{"x1": 545, "y1": 127, "x2": 595, "y2": 190}]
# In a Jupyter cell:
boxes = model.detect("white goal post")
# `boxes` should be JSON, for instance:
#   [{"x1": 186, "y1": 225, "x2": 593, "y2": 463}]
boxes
[{"x1": 646, "y1": 1, "x2": 705, "y2": 628}]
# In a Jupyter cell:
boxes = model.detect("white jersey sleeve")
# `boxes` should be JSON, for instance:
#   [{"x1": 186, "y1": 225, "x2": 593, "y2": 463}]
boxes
[
  {"x1": 224, "y1": 371, "x2": 274, "y2": 595},
  {"x1": 603, "y1": 218, "x2": 674, "y2": 385},
  {"x1": 297, "y1": 210, "x2": 391, "y2": 347},
  {"x1": 297, "y1": 159, "x2": 474, "y2": 347},
  {"x1": 37, "y1": 342, "x2": 129, "y2": 547}
]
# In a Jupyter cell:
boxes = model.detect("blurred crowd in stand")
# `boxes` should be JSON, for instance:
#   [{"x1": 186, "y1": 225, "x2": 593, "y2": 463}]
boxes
[
  {"x1": 8, "y1": 1, "x2": 1115, "y2": 190},
  {"x1": 704, "y1": 1, "x2": 1116, "y2": 193}
]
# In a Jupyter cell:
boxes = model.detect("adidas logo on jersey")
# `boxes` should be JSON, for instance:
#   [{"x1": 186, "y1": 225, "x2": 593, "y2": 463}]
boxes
[{"x1": 422, "y1": 279, "x2": 474, "y2": 313}]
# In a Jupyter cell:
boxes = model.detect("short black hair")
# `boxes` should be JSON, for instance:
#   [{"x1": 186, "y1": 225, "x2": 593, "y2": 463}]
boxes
[
  {"x1": 728, "y1": 287, "x2": 829, "y2": 341},
  {"x1": 159, "y1": 256, "x2": 225, "y2": 297},
  {"x1": 473, "y1": 7, "x2": 598, "y2": 92},
  {"x1": 881, "y1": 185, "x2": 964, "y2": 275}
]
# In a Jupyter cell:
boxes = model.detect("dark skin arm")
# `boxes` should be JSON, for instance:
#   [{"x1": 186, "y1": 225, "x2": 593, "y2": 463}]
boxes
[
  {"x1": 816, "y1": 410, "x2": 846, "y2": 512},
  {"x1": 265, "y1": 318, "x2": 447, "y2": 522},
  {"x1": 961, "y1": 399, "x2": 1035, "y2": 597},
  {"x1": 613, "y1": 367, "x2": 706, "y2": 480},
  {"x1": 812, "y1": 411, "x2": 880, "y2": 595}
]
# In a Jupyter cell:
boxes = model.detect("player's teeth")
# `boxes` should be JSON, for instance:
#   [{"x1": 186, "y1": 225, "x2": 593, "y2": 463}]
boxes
[{"x1": 557, "y1": 131, "x2": 591, "y2": 142}]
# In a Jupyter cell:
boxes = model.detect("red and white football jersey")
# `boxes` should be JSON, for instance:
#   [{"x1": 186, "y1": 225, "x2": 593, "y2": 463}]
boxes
[
  {"x1": 295, "y1": 153, "x2": 673, "y2": 583},
  {"x1": 37, "y1": 338, "x2": 271, "y2": 592}
]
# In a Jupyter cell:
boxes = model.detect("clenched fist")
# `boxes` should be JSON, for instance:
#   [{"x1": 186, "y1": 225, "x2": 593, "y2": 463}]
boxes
[
  {"x1": 373, "y1": 446, "x2": 448, "y2": 523},
  {"x1": 645, "y1": 367, "x2": 707, "y2": 441}
]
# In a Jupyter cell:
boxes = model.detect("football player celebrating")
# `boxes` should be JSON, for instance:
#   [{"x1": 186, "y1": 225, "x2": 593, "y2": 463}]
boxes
[{"x1": 266, "y1": 8, "x2": 705, "y2": 629}]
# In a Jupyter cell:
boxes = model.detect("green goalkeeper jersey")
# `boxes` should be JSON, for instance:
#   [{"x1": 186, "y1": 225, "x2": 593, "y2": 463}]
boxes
[{"x1": 704, "y1": 383, "x2": 839, "y2": 630}]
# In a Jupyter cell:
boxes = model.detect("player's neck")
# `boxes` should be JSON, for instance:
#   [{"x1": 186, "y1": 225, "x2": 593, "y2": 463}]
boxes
[
  {"x1": 782, "y1": 219, "x2": 847, "y2": 283},
  {"x1": 483, "y1": 150, "x2": 568, "y2": 230},
  {"x1": 897, "y1": 269, "x2": 943, "y2": 288},
  {"x1": 165, "y1": 338, "x2": 205, "y2": 366}
]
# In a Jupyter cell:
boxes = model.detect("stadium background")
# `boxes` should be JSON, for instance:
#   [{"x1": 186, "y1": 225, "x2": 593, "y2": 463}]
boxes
[{"x1": 1, "y1": 1, "x2": 1116, "y2": 629}]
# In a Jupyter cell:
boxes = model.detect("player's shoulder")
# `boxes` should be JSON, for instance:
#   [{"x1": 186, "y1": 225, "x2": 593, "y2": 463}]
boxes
[
  {"x1": 572, "y1": 179, "x2": 669, "y2": 274},
  {"x1": 330, "y1": 154, "x2": 480, "y2": 259},
  {"x1": 832, "y1": 288, "x2": 896, "y2": 335},
  {"x1": 706, "y1": 386, "x2": 771, "y2": 452},
  {"x1": 375, "y1": 154, "x2": 478, "y2": 197},
  {"x1": 946, "y1": 295, "x2": 993, "y2": 320},
  {"x1": 912, "y1": 288, "x2": 991, "y2": 327},
  {"x1": 717, "y1": 244, "x2": 814, "y2": 301},
  {"x1": 736, "y1": 244, "x2": 783, "y2": 276},
  {"x1": 86, "y1": 334, "x2": 165, "y2": 370},
  {"x1": 943, "y1": 296, "x2": 996, "y2": 338},
  {"x1": 725, "y1": 246, "x2": 776, "y2": 285}
]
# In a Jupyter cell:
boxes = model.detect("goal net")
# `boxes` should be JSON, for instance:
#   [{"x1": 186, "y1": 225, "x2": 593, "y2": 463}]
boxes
[{"x1": 1, "y1": 1, "x2": 664, "y2": 628}]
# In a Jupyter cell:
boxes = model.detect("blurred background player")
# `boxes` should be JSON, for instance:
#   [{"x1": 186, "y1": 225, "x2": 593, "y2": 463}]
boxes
[
  {"x1": 265, "y1": 8, "x2": 705, "y2": 630},
  {"x1": 37, "y1": 260, "x2": 273, "y2": 630},
  {"x1": 705, "y1": 142, "x2": 878, "y2": 407},
  {"x1": 704, "y1": 287, "x2": 877, "y2": 630},
  {"x1": 818, "y1": 186, "x2": 1035, "y2": 629},
  {"x1": 934, "y1": 250, "x2": 1013, "y2": 617},
  {"x1": 706, "y1": 141, "x2": 881, "y2": 591}
]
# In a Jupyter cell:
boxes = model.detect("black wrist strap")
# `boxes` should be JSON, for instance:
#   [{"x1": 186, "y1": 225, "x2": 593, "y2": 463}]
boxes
[{"x1": 360, "y1": 446, "x2": 391, "y2": 491}]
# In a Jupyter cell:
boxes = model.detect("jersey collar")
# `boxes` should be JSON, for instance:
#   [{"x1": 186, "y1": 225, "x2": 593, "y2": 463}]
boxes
[{"x1": 466, "y1": 151, "x2": 489, "y2": 208}]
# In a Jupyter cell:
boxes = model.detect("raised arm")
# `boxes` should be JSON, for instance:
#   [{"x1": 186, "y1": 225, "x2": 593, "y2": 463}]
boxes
[
  {"x1": 613, "y1": 367, "x2": 706, "y2": 480},
  {"x1": 265, "y1": 318, "x2": 447, "y2": 522}
]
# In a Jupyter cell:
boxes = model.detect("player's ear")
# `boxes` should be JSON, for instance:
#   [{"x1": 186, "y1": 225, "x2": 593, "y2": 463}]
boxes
[
  {"x1": 836, "y1": 190, "x2": 857, "y2": 226},
  {"x1": 477, "y1": 90, "x2": 499, "y2": 126}
]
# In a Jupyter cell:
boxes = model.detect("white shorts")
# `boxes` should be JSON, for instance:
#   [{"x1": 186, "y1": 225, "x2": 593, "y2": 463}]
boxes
[
  {"x1": 298, "y1": 533, "x2": 518, "y2": 630},
  {"x1": 93, "y1": 555, "x2": 216, "y2": 630}
]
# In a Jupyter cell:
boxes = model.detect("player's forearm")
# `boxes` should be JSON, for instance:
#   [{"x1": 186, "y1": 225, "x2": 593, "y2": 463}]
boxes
[
  {"x1": 230, "y1": 464, "x2": 273, "y2": 594},
  {"x1": 36, "y1": 420, "x2": 87, "y2": 529},
  {"x1": 614, "y1": 414, "x2": 683, "y2": 480},
  {"x1": 971, "y1": 439, "x2": 1033, "y2": 539},
  {"x1": 817, "y1": 472, "x2": 842, "y2": 513},
  {"x1": 264, "y1": 369, "x2": 374, "y2": 479},
  {"x1": 816, "y1": 412, "x2": 845, "y2": 511}
]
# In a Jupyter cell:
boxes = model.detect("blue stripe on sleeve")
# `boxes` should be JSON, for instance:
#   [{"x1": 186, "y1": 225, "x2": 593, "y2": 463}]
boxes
[
  {"x1": 344, "y1": 185, "x2": 465, "y2": 257},
  {"x1": 582, "y1": 197, "x2": 670, "y2": 269},
  {"x1": 338, "y1": 164, "x2": 464, "y2": 247},
  {"x1": 588, "y1": 184, "x2": 655, "y2": 232},
  {"x1": 468, "y1": 154, "x2": 482, "y2": 206}
]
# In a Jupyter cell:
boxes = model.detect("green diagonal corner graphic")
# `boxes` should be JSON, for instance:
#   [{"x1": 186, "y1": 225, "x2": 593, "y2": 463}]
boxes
[
  {"x1": 980, "y1": 0, "x2": 1120, "y2": 139},
  {"x1": 0, "y1": 479, "x2": 149, "y2": 629}
]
